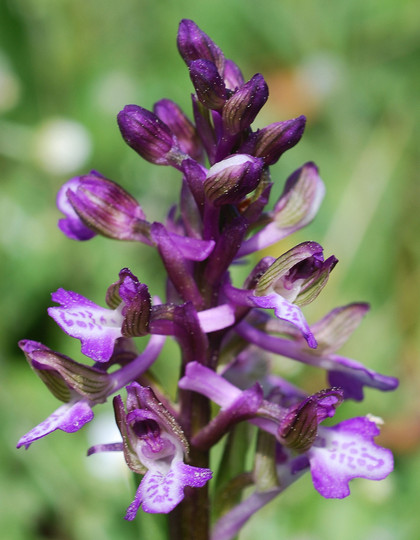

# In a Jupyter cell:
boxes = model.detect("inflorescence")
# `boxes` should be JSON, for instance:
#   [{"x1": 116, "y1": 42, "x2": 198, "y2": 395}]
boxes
[{"x1": 17, "y1": 19, "x2": 398, "y2": 540}]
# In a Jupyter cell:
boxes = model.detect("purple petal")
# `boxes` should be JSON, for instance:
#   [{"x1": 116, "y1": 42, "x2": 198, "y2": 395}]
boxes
[
  {"x1": 311, "y1": 303, "x2": 370, "y2": 355},
  {"x1": 327, "y1": 361, "x2": 399, "y2": 401},
  {"x1": 197, "y1": 304, "x2": 235, "y2": 333},
  {"x1": 177, "y1": 19, "x2": 225, "y2": 74},
  {"x1": 189, "y1": 59, "x2": 227, "y2": 110},
  {"x1": 17, "y1": 401, "x2": 93, "y2": 449},
  {"x1": 308, "y1": 417, "x2": 394, "y2": 498},
  {"x1": 236, "y1": 162, "x2": 325, "y2": 258},
  {"x1": 87, "y1": 442, "x2": 124, "y2": 455},
  {"x1": 57, "y1": 178, "x2": 97, "y2": 241},
  {"x1": 204, "y1": 154, "x2": 263, "y2": 206},
  {"x1": 168, "y1": 232, "x2": 215, "y2": 261},
  {"x1": 236, "y1": 321, "x2": 398, "y2": 399},
  {"x1": 48, "y1": 288, "x2": 123, "y2": 362},
  {"x1": 222, "y1": 74, "x2": 269, "y2": 134},
  {"x1": 250, "y1": 116, "x2": 306, "y2": 166},
  {"x1": 252, "y1": 293, "x2": 317, "y2": 348},
  {"x1": 117, "y1": 105, "x2": 178, "y2": 165},
  {"x1": 125, "y1": 461, "x2": 212, "y2": 517},
  {"x1": 223, "y1": 58, "x2": 245, "y2": 91},
  {"x1": 153, "y1": 99, "x2": 203, "y2": 161},
  {"x1": 179, "y1": 362, "x2": 242, "y2": 408}
]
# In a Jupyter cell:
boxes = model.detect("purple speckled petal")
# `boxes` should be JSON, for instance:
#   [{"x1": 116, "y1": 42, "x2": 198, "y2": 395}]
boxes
[
  {"x1": 125, "y1": 460, "x2": 212, "y2": 517},
  {"x1": 48, "y1": 288, "x2": 123, "y2": 362},
  {"x1": 252, "y1": 293, "x2": 317, "y2": 349},
  {"x1": 57, "y1": 178, "x2": 97, "y2": 241},
  {"x1": 308, "y1": 417, "x2": 394, "y2": 498},
  {"x1": 17, "y1": 400, "x2": 93, "y2": 449}
]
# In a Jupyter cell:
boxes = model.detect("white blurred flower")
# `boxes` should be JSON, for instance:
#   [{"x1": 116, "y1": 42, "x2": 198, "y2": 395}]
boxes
[
  {"x1": 93, "y1": 71, "x2": 138, "y2": 114},
  {"x1": 33, "y1": 118, "x2": 92, "y2": 174},
  {"x1": 85, "y1": 410, "x2": 127, "y2": 481}
]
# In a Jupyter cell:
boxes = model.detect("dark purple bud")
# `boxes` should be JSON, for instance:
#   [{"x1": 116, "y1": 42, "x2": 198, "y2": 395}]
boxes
[
  {"x1": 279, "y1": 388, "x2": 343, "y2": 453},
  {"x1": 189, "y1": 59, "x2": 228, "y2": 110},
  {"x1": 177, "y1": 19, "x2": 225, "y2": 74},
  {"x1": 117, "y1": 105, "x2": 180, "y2": 165},
  {"x1": 251, "y1": 116, "x2": 306, "y2": 165},
  {"x1": 105, "y1": 268, "x2": 151, "y2": 337},
  {"x1": 204, "y1": 154, "x2": 264, "y2": 206},
  {"x1": 153, "y1": 99, "x2": 203, "y2": 162},
  {"x1": 64, "y1": 172, "x2": 150, "y2": 242},
  {"x1": 223, "y1": 58, "x2": 245, "y2": 91},
  {"x1": 222, "y1": 74, "x2": 269, "y2": 134}
]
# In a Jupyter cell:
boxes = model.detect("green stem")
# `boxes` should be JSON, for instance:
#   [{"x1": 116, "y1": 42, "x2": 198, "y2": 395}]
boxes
[{"x1": 169, "y1": 390, "x2": 211, "y2": 540}]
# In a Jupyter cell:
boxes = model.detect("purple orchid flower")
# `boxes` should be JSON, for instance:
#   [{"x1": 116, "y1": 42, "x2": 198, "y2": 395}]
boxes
[
  {"x1": 48, "y1": 268, "x2": 151, "y2": 362},
  {"x1": 211, "y1": 416, "x2": 393, "y2": 540},
  {"x1": 88, "y1": 382, "x2": 212, "y2": 517},
  {"x1": 16, "y1": 334, "x2": 165, "y2": 448},
  {"x1": 224, "y1": 241, "x2": 336, "y2": 348}
]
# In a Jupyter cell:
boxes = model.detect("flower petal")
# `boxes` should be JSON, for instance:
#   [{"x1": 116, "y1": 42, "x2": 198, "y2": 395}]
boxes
[
  {"x1": 57, "y1": 178, "x2": 97, "y2": 241},
  {"x1": 252, "y1": 293, "x2": 317, "y2": 348},
  {"x1": 125, "y1": 461, "x2": 212, "y2": 517},
  {"x1": 48, "y1": 288, "x2": 123, "y2": 362},
  {"x1": 17, "y1": 401, "x2": 93, "y2": 449},
  {"x1": 308, "y1": 417, "x2": 394, "y2": 498}
]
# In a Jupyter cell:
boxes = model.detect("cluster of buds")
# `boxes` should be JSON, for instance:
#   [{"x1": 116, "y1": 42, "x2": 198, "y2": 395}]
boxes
[{"x1": 18, "y1": 20, "x2": 398, "y2": 540}]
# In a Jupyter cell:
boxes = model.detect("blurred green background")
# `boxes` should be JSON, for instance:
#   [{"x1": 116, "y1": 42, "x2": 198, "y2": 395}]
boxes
[{"x1": 1, "y1": 0, "x2": 419, "y2": 538}]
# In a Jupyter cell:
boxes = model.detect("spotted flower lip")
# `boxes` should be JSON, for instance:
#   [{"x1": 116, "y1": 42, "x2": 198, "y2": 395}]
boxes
[{"x1": 48, "y1": 268, "x2": 151, "y2": 362}]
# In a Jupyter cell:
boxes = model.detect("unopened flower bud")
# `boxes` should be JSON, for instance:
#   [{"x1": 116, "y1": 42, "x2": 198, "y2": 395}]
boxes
[
  {"x1": 204, "y1": 154, "x2": 264, "y2": 206},
  {"x1": 189, "y1": 59, "x2": 228, "y2": 110},
  {"x1": 279, "y1": 389, "x2": 343, "y2": 453},
  {"x1": 223, "y1": 58, "x2": 245, "y2": 91},
  {"x1": 222, "y1": 74, "x2": 268, "y2": 134},
  {"x1": 177, "y1": 19, "x2": 225, "y2": 74},
  {"x1": 18, "y1": 340, "x2": 112, "y2": 403},
  {"x1": 62, "y1": 172, "x2": 150, "y2": 242},
  {"x1": 118, "y1": 105, "x2": 181, "y2": 165},
  {"x1": 153, "y1": 99, "x2": 203, "y2": 161},
  {"x1": 251, "y1": 116, "x2": 306, "y2": 165},
  {"x1": 106, "y1": 268, "x2": 152, "y2": 337}
]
